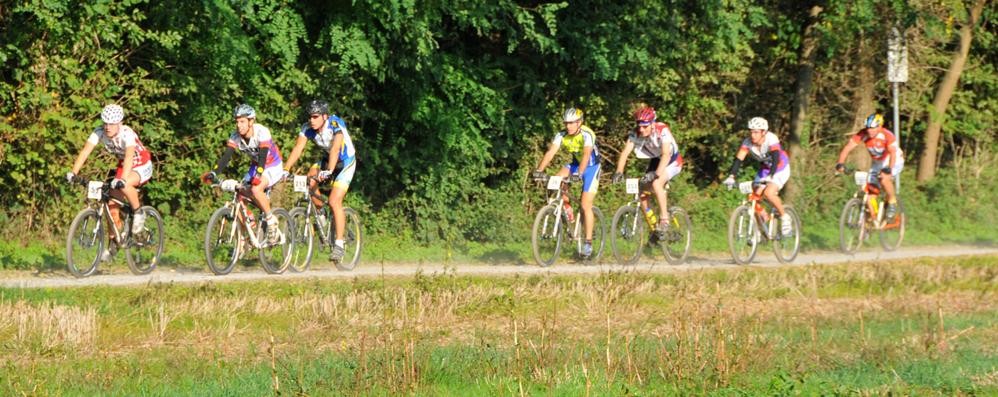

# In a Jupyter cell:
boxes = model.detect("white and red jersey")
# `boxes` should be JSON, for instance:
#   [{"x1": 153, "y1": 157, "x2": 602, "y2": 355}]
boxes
[
  {"x1": 852, "y1": 127, "x2": 901, "y2": 162},
  {"x1": 628, "y1": 122, "x2": 681, "y2": 163},
  {"x1": 740, "y1": 131, "x2": 789, "y2": 172},
  {"x1": 86, "y1": 124, "x2": 152, "y2": 167},
  {"x1": 227, "y1": 123, "x2": 283, "y2": 168}
]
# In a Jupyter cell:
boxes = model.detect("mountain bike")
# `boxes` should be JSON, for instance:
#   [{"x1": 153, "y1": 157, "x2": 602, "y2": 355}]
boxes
[
  {"x1": 531, "y1": 175, "x2": 606, "y2": 267},
  {"x1": 287, "y1": 175, "x2": 362, "y2": 271},
  {"x1": 610, "y1": 177, "x2": 692, "y2": 265},
  {"x1": 66, "y1": 176, "x2": 164, "y2": 277},
  {"x1": 203, "y1": 179, "x2": 293, "y2": 275},
  {"x1": 838, "y1": 170, "x2": 905, "y2": 253},
  {"x1": 727, "y1": 180, "x2": 801, "y2": 265}
]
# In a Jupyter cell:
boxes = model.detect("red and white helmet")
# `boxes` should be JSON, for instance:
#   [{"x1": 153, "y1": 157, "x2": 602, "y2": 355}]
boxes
[
  {"x1": 634, "y1": 107, "x2": 656, "y2": 125},
  {"x1": 100, "y1": 104, "x2": 124, "y2": 124}
]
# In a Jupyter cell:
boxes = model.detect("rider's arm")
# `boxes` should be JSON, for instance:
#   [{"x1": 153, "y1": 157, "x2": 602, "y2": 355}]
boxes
[
  {"x1": 578, "y1": 145, "x2": 592, "y2": 176},
  {"x1": 535, "y1": 142, "x2": 560, "y2": 172},
  {"x1": 836, "y1": 138, "x2": 859, "y2": 165},
  {"x1": 120, "y1": 145, "x2": 136, "y2": 181},
  {"x1": 212, "y1": 147, "x2": 236, "y2": 174},
  {"x1": 326, "y1": 133, "x2": 344, "y2": 172},
  {"x1": 255, "y1": 143, "x2": 269, "y2": 171},
  {"x1": 657, "y1": 144, "x2": 673, "y2": 177},
  {"x1": 727, "y1": 148, "x2": 749, "y2": 178},
  {"x1": 70, "y1": 141, "x2": 97, "y2": 175},
  {"x1": 886, "y1": 145, "x2": 897, "y2": 170},
  {"x1": 614, "y1": 140, "x2": 635, "y2": 173},
  {"x1": 283, "y1": 135, "x2": 309, "y2": 172}
]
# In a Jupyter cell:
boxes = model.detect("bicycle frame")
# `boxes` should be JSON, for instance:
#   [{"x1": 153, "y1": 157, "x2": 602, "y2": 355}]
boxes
[
  {"x1": 850, "y1": 171, "x2": 901, "y2": 231},
  {"x1": 216, "y1": 180, "x2": 269, "y2": 250},
  {"x1": 538, "y1": 176, "x2": 587, "y2": 251},
  {"x1": 82, "y1": 179, "x2": 134, "y2": 245},
  {"x1": 292, "y1": 175, "x2": 333, "y2": 246},
  {"x1": 735, "y1": 181, "x2": 780, "y2": 242}
]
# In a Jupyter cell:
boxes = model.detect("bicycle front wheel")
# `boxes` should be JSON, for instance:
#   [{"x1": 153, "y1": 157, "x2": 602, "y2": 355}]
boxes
[
  {"x1": 610, "y1": 205, "x2": 645, "y2": 265},
  {"x1": 66, "y1": 208, "x2": 104, "y2": 278},
  {"x1": 727, "y1": 205, "x2": 758, "y2": 265},
  {"x1": 838, "y1": 198, "x2": 866, "y2": 254},
  {"x1": 126, "y1": 206, "x2": 164, "y2": 275},
  {"x1": 204, "y1": 206, "x2": 240, "y2": 275},
  {"x1": 773, "y1": 206, "x2": 801, "y2": 264},
  {"x1": 287, "y1": 207, "x2": 315, "y2": 272},
  {"x1": 334, "y1": 208, "x2": 363, "y2": 271},
  {"x1": 259, "y1": 208, "x2": 293, "y2": 274},
  {"x1": 531, "y1": 204, "x2": 564, "y2": 267},
  {"x1": 879, "y1": 199, "x2": 905, "y2": 251},
  {"x1": 660, "y1": 206, "x2": 692, "y2": 265}
]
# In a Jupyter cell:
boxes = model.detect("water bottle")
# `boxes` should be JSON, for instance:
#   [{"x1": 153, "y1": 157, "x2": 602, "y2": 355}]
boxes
[
  {"x1": 644, "y1": 208, "x2": 658, "y2": 228},
  {"x1": 564, "y1": 202, "x2": 574, "y2": 223},
  {"x1": 869, "y1": 196, "x2": 879, "y2": 219},
  {"x1": 243, "y1": 206, "x2": 256, "y2": 229}
]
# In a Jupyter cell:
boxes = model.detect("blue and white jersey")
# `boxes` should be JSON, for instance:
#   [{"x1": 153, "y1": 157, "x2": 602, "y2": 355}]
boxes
[{"x1": 299, "y1": 115, "x2": 356, "y2": 164}]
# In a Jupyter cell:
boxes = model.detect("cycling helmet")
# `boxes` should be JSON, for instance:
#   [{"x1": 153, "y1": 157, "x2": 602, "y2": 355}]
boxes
[
  {"x1": 747, "y1": 117, "x2": 768, "y2": 131},
  {"x1": 233, "y1": 104, "x2": 256, "y2": 119},
  {"x1": 100, "y1": 104, "x2": 124, "y2": 124},
  {"x1": 562, "y1": 107, "x2": 583, "y2": 123},
  {"x1": 865, "y1": 113, "x2": 884, "y2": 129},
  {"x1": 306, "y1": 100, "x2": 329, "y2": 115},
  {"x1": 634, "y1": 107, "x2": 656, "y2": 125}
]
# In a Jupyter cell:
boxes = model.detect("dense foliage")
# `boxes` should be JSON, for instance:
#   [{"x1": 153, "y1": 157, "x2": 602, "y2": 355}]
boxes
[{"x1": 1, "y1": 0, "x2": 995, "y2": 247}]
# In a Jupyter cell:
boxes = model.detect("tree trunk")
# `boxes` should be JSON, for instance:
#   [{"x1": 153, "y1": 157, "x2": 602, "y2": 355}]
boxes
[
  {"x1": 785, "y1": 5, "x2": 823, "y2": 201},
  {"x1": 916, "y1": 0, "x2": 986, "y2": 182},
  {"x1": 849, "y1": 36, "x2": 876, "y2": 170}
]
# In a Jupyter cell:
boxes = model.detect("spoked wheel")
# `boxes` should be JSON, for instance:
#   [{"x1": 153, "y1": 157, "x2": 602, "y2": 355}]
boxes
[
  {"x1": 727, "y1": 205, "x2": 759, "y2": 265},
  {"x1": 879, "y1": 199, "x2": 905, "y2": 251},
  {"x1": 259, "y1": 208, "x2": 293, "y2": 274},
  {"x1": 838, "y1": 198, "x2": 866, "y2": 254},
  {"x1": 287, "y1": 207, "x2": 315, "y2": 272},
  {"x1": 773, "y1": 206, "x2": 801, "y2": 264},
  {"x1": 334, "y1": 208, "x2": 363, "y2": 271},
  {"x1": 204, "y1": 206, "x2": 240, "y2": 275},
  {"x1": 576, "y1": 207, "x2": 606, "y2": 264},
  {"x1": 66, "y1": 208, "x2": 104, "y2": 278},
  {"x1": 610, "y1": 206, "x2": 646, "y2": 265},
  {"x1": 659, "y1": 206, "x2": 693, "y2": 265},
  {"x1": 531, "y1": 204, "x2": 564, "y2": 267},
  {"x1": 126, "y1": 206, "x2": 164, "y2": 275}
]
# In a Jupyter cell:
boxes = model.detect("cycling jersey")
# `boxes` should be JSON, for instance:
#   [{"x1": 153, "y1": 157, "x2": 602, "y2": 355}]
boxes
[
  {"x1": 87, "y1": 125, "x2": 151, "y2": 167},
  {"x1": 227, "y1": 124, "x2": 283, "y2": 168},
  {"x1": 628, "y1": 122, "x2": 681, "y2": 163},
  {"x1": 852, "y1": 127, "x2": 901, "y2": 162},
  {"x1": 740, "y1": 131, "x2": 789, "y2": 172},
  {"x1": 551, "y1": 125, "x2": 600, "y2": 165},
  {"x1": 299, "y1": 115, "x2": 356, "y2": 165}
]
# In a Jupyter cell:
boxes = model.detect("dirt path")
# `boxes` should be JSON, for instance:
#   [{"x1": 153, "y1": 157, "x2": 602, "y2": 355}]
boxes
[{"x1": 2, "y1": 245, "x2": 996, "y2": 289}]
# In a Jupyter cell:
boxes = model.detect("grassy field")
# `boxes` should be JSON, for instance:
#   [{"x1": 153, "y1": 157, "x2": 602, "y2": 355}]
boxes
[{"x1": 1, "y1": 255, "x2": 996, "y2": 395}]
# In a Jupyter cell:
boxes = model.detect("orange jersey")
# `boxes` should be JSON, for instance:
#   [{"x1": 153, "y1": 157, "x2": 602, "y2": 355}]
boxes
[{"x1": 851, "y1": 127, "x2": 898, "y2": 161}]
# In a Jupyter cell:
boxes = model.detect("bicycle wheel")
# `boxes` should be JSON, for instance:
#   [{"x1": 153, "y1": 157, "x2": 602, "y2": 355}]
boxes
[
  {"x1": 727, "y1": 205, "x2": 758, "y2": 265},
  {"x1": 334, "y1": 208, "x2": 363, "y2": 271},
  {"x1": 579, "y1": 206, "x2": 606, "y2": 263},
  {"x1": 287, "y1": 207, "x2": 315, "y2": 272},
  {"x1": 531, "y1": 204, "x2": 564, "y2": 267},
  {"x1": 660, "y1": 206, "x2": 692, "y2": 265},
  {"x1": 66, "y1": 208, "x2": 104, "y2": 278},
  {"x1": 879, "y1": 199, "x2": 905, "y2": 251},
  {"x1": 610, "y1": 205, "x2": 645, "y2": 265},
  {"x1": 838, "y1": 198, "x2": 866, "y2": 254},
  {"x1": 773, "y1": 206, "x2": 801, "y2": 264},
  {"x1": 204, "y1": 206, "x2": 240, "y2": 275},
  {"x1": 259, "y1": 208, "x2": 293, "y2": 274},
  {"x1": 126, "y1": 207, "x2": 164, "y2": 275}
]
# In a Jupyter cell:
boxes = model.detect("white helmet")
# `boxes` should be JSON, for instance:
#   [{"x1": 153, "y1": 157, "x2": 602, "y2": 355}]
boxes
[
  {"x1": 562, "y1": 107, "x2": 583, "y2": 123},
  {"x1": 100, "y1": 104, "x2": 124, "y2": 124},
  {"x1": 233, "y1": 103, "x2": 256, "y2": 119},
  {"x1": 747, "y1": 117, "x2": 768, "y2": 131}
]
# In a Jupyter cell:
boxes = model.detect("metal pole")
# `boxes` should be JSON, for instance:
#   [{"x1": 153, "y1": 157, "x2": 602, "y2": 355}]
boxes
[{"x1": 892, "y1": 81, "x2": 901, "y2": 191}]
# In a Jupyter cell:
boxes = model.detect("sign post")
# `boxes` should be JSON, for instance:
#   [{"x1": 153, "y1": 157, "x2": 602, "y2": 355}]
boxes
[{"x1": 887, "y1": 26, "x2": 908, "y2": 190}]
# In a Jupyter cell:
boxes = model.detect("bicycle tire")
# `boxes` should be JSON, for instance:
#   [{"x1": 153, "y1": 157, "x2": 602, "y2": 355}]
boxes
[
  {"x1": 879, "y1": 199, "x2": 905, "y2": 251},
  {"x1": 204, "y1": 206, "x2": 240, "y2": 275},
  {"x1": 727, "y1": 205, "x2": 758, "y2": 265},
  {"x1": 259, "y1": 208, "x2": 293, "y2": 274},
  {"x1": 610, "y1": 205, "x2": 645, "y2": 265},
  {"x1": 660, "y1": 206, "x2": 692, "y2": 265},
  {"x1": 773, "y1": 206, "x2": 801, "y2": 264},
  {"x1": 334, "y1": 208, "x2": 363, "y2": 271},
  {"x1": 126, "y1": 206, "x2": 164, "y2": 275},
  {"x1": 531, "y1": 204, "x2": 564, "y2": 267},
  {"x1": 838, "y1": 198, "x2": 865, "y2": 254},
  {"x1": 66, "y1": 208, "x2": 103, "y2": 278},
  {"x1": 287, "y1": 207, "x2": 315, "y2": 272}
]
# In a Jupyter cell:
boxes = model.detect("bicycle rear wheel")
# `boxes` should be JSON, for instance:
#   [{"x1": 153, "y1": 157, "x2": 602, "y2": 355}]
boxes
[
  {"x1": 879, "y1": 199, "x2": 905, "y2": 251},
  {"x1": 773, "y1": 206, "x2": 801, "y2": 264},
  {"x1": 287, "y1": 207, "x2": 315, "y2": 272},
  {"x1": 204, "y1": 206, "x2": 240, "y2": 275},
  {"x1": 259, "y1": 208, "x2": 293, "y2": 274},
  {"x1": 126, "y1": 206, "x2": 164, "y2": 275},
  {"x1": 66, "y1": 208, "x2": 104, "y2": 278},
  {"x1": 334, "y1": 208, "x2": 363, "y2": 271},
  {"x1": 610, "y1": 205, "x2": 645, "y2": 265},
  {"x1": 660, "y1": 206, "x2": 692, "y2": 265},
  {"x1": 531, "y1": 204, "x2": 564, "y2": 267},
  {"x1": 727, "y1": 205, "x2": 758, "y2": 265},
  {"x1": 838, "y1": 198, "x2": 866, "y2": 254}
]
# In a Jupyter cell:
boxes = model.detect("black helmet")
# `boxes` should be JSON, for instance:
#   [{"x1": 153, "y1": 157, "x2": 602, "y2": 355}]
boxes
[{"x1": 306, "y1": 100, "x2": 329, "y2": 116}]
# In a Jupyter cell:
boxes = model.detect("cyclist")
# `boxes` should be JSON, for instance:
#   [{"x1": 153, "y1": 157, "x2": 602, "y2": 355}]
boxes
[
  {"x1": 722, "y1": 117, "x2": 793, "y2": 236},
  {"x1": 283, "y1": 100, "x2": 357, "y2": 262},
  {"x1": 67, "y1": 104, "x2": 153, "y2": 262},
  {"x1": 533, "y1": 107, "x2": 602, "y2": 257},
  {"x1": 835, "y1": 113, "x2": 903, "y2": 219},
  {"x1": 202, "y1": 104, "x2": 286, "y2": 245},
  {"x1": 611, "y1": 106, "x2": 683, "y2": 237}
]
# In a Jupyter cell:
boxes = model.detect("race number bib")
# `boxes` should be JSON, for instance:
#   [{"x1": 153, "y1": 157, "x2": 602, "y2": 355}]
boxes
[
  {"x1": 546, "y1": 176, "x2": 562, "y2": 190},
  {"x1": 738, "y1": 181, "x2": 754, "y2": 195},
  {"x1": 293, "y1": 175, "x2": 308, "y2": 193},
  {"x1": 854, "y1": 172, "x2": 869, "y2": 186},
  {"x1": 87, "y1": 181, "x2": 103, "y2": 200},
  {"x1": 625, "y1": 178, "x2": 640, "y2": 194}
]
